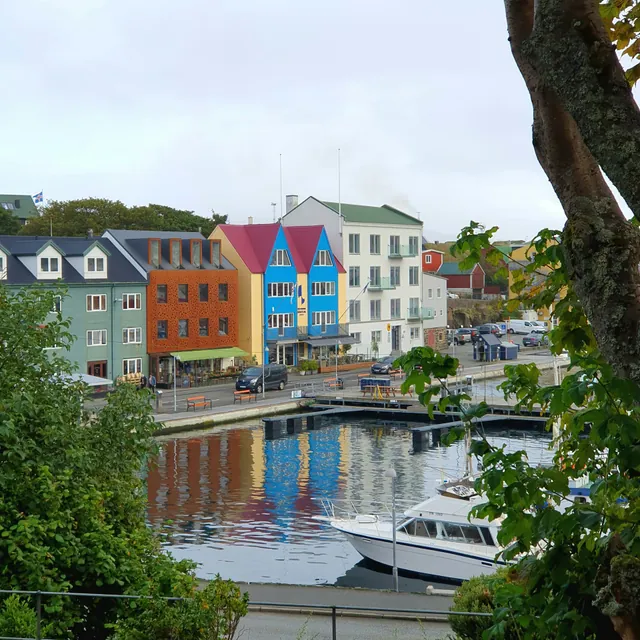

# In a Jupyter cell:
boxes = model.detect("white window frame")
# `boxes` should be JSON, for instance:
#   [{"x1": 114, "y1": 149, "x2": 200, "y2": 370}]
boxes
[
  {"x1": 409, "y1": 236, "x2": 419, "y2": 256},
  {"x1": 87, "y1": 257, "x2": 105, "y2": 273},
  {"x1": 390, "y1": 298, "x2": 401, "y2": 319},
  {"x1": 390, "y1": 266, "x2": 401, "y2": 287},
  {"x1": 86, "y1": 294, "x2": 106, "y2": 312},
  {"x1": 428, "y1": 288, "x2": 433, "y2": 299},
  {"x1": 371, "y1": 330, "x2": 382, "y2": 343},
  {"x1": 51, "y1": 295, "x2": 62, "y2": 313},
  {"x1": 410, "y1": 327, "x2": 421, "y2": 340},
  {"x1": 350, "y1": 331, "x2": 361, "y2": 343},
  {"x1": 437, "y1": 287, "x2": 442, "y2": 298},
  {"x1": 409, "y1": 297, "x2": 420, "y2": 314},
  {"x1": 409, "y1": 266, "x2": 419, "y2": 286},
  {"x1": 369, "y1": 234, "x2": 381, "y2": 255},
  {"x1": 0, "y1": 254, "x2": 4, "y2": 279},
  {"x1": 123, "y1": 358, "x2": 142, "y2": 375},
  {"x1": 425, "y1": 254, "x2": 432, "y2": 264},
  {"x1": 270, "y1": 249, "x2": 291, "y2": 266},
  {"x1": 122, "y1": 327, "x2": 142, "y2": 344},
  {"x1": 311, "y1": 311, "x2": 336, "y2": 326},
  {"x1": 311, "y1": 281, "x2": 335, "y2": 296},
  {"x1": 369, "y1": 266, "x2": 381, "y2": 287},
  {"x1": 40, "y1": 257, "x2": 60, "y2": 273},
  {"x1": 370, "y1": 299, "x2": 381, "y2": 321},
  {"x1": 349, "y1": 266, "x2": 360, "y2": 288},
  {"x1": 87, "y1": 329, "x2": 107, "y2": 346},
  {"x1": 267, "y1": 282, "x2": 295, "y2": 298},
  {"x1": 349, "y1": 300, "x2": 361, "y2": 321},
  {"x1": 348, "y1": 233, "x2": 360, "y2": 255},
  {"x1": 389, "y1": 235, "x2": 400, "y2": 255},
  {"x1": 122, "y1": 293, "x2": 141, "y2": 310},
  {"x1": 313, "y1": 250, "x2": 333, "y2": 266}
]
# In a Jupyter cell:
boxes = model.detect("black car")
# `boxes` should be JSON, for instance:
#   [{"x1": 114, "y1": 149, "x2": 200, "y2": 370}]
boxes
[
  {"x1": 478, "y1": 323, "x2": 504, "y2": 338},
  {"x1": 370, "y1": 356, "x2": 396, "y2": 375},
  {"x1": 235, "y1": 364, "x2": 288, "y2": 394}
]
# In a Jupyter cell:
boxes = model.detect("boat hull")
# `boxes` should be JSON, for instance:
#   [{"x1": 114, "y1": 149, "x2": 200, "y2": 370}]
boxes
[{"x1": 341, "y1": 529, "x2": 501, "y2": 583}]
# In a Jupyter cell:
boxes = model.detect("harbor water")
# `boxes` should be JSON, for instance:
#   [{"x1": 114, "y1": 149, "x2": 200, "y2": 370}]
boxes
[{"x1": 147, "y1": 417, "x2": 554, "y2": 592}]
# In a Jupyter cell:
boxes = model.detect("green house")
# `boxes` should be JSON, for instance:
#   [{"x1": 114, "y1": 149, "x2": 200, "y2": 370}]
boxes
[
  {"x1": 0, "y1": 235, "x2": 148, "y2": 381},
  {"x1": 0, "y1": 194, "x2": 39, "y2": 226}
]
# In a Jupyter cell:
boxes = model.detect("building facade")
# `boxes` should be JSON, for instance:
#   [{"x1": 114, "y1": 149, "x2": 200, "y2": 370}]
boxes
[
  {"x1": 282, "y1": 197, "x2": 424, "y2": 357},
  {"x1": 0, "y1": 235, "x2": 147, "y2": 380},
  {"x1": 421, "y1": 272, "x2": 448, "y2": 350},
  {"x1": 422, "y1": 249, "x2": 486, "y2": 297},
  {"x1": 0, "y1": 195, "x2": 39, "y2": 226},
  {"x1": 104, "y1": 230, "x2": 242, "y2": 387},
  {"x1": 211, "y1": 222, "x2": 348, "y2": 365}
]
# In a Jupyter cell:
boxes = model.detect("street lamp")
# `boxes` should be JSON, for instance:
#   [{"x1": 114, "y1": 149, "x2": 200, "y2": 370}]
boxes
[{"x1": 384, "y1": 467, "x2": 399, "y2": 592}]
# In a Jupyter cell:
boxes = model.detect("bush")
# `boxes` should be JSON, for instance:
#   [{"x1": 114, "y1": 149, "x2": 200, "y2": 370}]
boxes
[{"x1": 298, "y1": 359, "x2": 318, "y2": 372}]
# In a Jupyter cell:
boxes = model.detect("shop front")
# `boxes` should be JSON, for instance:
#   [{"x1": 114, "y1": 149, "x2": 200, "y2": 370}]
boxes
[{"x1": 149, "y1": 347, "x2": 249, "y2": 388}]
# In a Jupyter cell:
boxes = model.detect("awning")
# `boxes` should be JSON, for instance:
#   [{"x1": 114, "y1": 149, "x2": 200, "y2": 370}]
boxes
[
  {"x1": 171, "y1": 347, "x2": 249, "y2": 361},
  {"x1": 302, "y1": 336, "x2": 359, "y2": 347},
  {"x1": 60, "y1": 373, "x2": 113, "y2": 387}
]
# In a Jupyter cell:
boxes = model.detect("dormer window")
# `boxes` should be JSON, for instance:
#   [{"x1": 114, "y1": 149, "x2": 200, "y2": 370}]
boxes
[
  {"x1": 87, "y1": 257, "x2": 105, "y2": 272},
  {"x1": 313, "y1": 250, "x2": 332, "y2": 266},
  {"x1": 149, "y1": 239, "x2": 161, "y2": 267},
  {"x1": 83, "y1": 245, "x2": 109, "y2": 279},
  {"x1": 170, "y1": 239, "x2": 182, "y2": 268},
  {"x1": 41, "y1": 257, "x2": 59, "y2": 272},
  {"x1": 210, "y1": 240, "x2": 221, "y2": 267},
  {"x1": 0, "y1": 253, "x2": 5, "y2": 280},
  {"x1": 36, "y1": 243, "x2": 64, "y2": 280},
  {"x1": 191, "y1": 240, "x2": 202, "y2": 268},
  {"x1": 270, "y1": 249, "x2": 291, "y2": 266}
]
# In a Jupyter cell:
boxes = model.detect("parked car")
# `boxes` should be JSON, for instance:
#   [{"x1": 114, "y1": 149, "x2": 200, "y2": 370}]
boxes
[
  {"x1": 478, "y1": 323, "x2": 504, "y2": 338},
  {"x1": 522, "y1": 333, "x2": 549, "y2": 347},
  {"x1": 447, "y1": 292, "x2": 460, "y2": 299},
  {"x1": 371, "y1": 356, "x2": 397, "y2": 375},
  {"x1": 454, "y1": 328, "x2": 473, "y2": 345},
  {"x1": 508, "y1": 319, "x2": 545, "y2": 335},
  {"x1": 235, "y1": 364, "x2": 288, "y2": 394}
]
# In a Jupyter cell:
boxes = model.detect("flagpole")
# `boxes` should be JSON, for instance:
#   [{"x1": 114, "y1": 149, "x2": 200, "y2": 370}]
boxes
[{"x1": 279, "y1": 154, "x2": 283, "y2": 221}]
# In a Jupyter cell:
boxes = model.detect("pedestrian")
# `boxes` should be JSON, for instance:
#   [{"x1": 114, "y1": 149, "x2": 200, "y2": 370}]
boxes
[
  {"x1": 140, "y1": 374, "x2": 147, "y2": 389},
  {"x1": 148, "y1": 373, "x2": 156, "y2": 393},
  {"x1": 478, "y1": 341, "x2": 485, "y2": 363}
]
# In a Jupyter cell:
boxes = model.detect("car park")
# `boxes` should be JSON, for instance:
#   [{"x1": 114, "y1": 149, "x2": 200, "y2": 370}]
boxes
[{"x1": 235, "y1": 364, "x2": 288, "y2": 394}]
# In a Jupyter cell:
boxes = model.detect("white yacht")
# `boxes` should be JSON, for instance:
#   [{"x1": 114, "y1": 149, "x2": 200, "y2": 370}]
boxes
[{"x1": 325, "y1": 481, "x2": 506, "y2": 583}]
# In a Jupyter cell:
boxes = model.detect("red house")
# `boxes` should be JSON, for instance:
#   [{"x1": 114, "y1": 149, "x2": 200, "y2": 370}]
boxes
[
  {"x1": 422, "y1": 249, "x2": 444, "y2": 273},
  {"x1": 436, "y1": 262, "x2": 486, "y2": 297}
]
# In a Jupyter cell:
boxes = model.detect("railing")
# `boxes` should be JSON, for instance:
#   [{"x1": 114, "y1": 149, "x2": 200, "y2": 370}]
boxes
[
  {"x1": 407, "y1": 307, "x2": 436, "y2": 321},
  {"x1": 368, "y1": 277, "x2": 395, "y2": 291},
  {"x1": 266, "y1": 326, "x2": 297, "y2": 341},
  {"x1": 298, "y1": 323, "x2": 350, "y2": 339},
  {"x1": 0, "y1": 588, "x2": 490, "y2": 640},
  {"x1": 388, "y1": 244, "x2": 419, "y2": 258}
]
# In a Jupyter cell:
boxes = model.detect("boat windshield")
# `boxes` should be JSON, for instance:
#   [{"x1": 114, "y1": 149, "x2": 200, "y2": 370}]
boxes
[{"x1": 398, "y1": 518, "x2": 495, "y2": 546}]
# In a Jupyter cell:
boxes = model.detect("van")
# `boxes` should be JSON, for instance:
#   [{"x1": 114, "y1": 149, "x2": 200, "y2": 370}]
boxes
[
  {"x1": 235, "y1": 364, "x2": 288, "y2": 394},
  {"x1": 507, "y1": 319, "x2": 546, "y2": 335}
]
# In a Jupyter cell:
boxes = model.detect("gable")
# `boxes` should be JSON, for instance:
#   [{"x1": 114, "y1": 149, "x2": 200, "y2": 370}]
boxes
[{"x1": 218, "y1": 223, "x2": 280, "y2": 273}]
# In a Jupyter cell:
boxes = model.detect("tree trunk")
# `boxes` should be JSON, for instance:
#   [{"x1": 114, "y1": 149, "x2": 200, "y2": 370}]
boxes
[{"x1": 504, "y1": 0, "x2": 640, "y2": 384}]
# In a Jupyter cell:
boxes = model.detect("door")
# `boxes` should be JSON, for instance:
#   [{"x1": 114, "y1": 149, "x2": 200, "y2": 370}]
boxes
[
  {"x1": 391, "y1": 325, "x2": 401, "y2": 352},
  {"x1": 87, "y1": 360, "x2": 107, "y2": 378}
]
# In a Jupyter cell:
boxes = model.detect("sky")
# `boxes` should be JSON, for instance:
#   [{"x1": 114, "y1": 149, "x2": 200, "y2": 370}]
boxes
[{"x1": 2, "y1": 0, "x2": 569, "y2": 240}]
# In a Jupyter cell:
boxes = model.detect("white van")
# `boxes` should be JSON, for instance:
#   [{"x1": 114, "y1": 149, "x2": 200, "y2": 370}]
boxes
[{"x1": 507, "y1": 319, "x2": 547, "y2": 335}]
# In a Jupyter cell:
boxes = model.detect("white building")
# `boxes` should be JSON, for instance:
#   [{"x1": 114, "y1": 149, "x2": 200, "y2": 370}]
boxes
[
  {"x1": 282, "y1": 196, "x2": 424, "y2": 357},
  {"x1": 422, "y1": 272, "x2": 448, "y2": 350}
]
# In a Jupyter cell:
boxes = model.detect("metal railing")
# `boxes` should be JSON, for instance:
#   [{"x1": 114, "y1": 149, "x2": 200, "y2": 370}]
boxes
[
  {"x1": 388, "y1": 244, "x2": 419, "y2": 258},
  {"x1": 0, "y1": 588, "x2": 491, "y2": 640},
  {"x1": 407, "y1": 307, "x2": 436, "y2": 321},
  {"x1": 297, "y1": 323, "x2": 350, "y2": 339},
  {"x1": 368, "y1": 277, "x2": 395, "y2": 290}
]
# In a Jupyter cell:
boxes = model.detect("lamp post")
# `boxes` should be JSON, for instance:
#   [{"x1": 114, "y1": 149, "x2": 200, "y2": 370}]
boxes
[
  {"x1": 384, "y1": 467, "x2": 398, "y2": 592},
  {"x1": 173, "y1": 354, "x2": 178, "y2": 412}
]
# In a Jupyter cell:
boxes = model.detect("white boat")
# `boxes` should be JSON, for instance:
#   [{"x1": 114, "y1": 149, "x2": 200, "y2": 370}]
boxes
[{"x1": 324, "y1": 485, "x2": 506, "y2": 583}]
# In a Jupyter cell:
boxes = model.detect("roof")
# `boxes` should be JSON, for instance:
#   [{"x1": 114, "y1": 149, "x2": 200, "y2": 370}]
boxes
[
  {"x1": 105, "y1": 229, "x2": 235, "y2": 272},
  {"x1": 0, "y1": 235, "x2": 146, "y2": 285},
  {"x1": 282, "y1": 226, "x2": 322, "y2": 273},
  {"x1": 424, "y1": 248, "x2": 445, "y2": 255},
  {"x1": 404, "y1": 494, "x2": 491, "y2": 526},
  {"x1": 0, "y1": 195, "x2": 39, "y2": 220},
  {"x1": 437, "y1": 262, "x2": 474, "y2": 276},
  {"x1": 217, "y1": 223, "x2": 280, "y2": 273},
  {"x1": 320, "y1": 200, "x2": 422, "y2": 226}
]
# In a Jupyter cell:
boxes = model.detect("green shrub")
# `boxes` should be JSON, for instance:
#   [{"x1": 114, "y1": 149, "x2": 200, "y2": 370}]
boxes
[
  {"x1": 0, "y1": 595, "x2": 54, "y2": 639},
  {"x1": 299, "y1": 359, "x2": 318, "y2": 372}
]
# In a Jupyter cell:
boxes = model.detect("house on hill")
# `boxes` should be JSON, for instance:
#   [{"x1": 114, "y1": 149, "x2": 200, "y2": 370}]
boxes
[{"x1": 422, "y1": 248, "x2": 486, "y2": 297}]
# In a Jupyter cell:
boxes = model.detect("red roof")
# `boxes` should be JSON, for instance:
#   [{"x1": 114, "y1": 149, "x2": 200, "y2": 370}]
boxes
[
  {"x1": 218, "y1": 223, "x2": 280, "y2": 273},
  {"x1": 283, "y1": 226, "x2": 345, "y2": 273}
]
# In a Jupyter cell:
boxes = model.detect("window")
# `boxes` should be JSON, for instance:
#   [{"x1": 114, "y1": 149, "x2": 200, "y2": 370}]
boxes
[
  {"x1": 270, "y1": 249, "x2": 291, "y2": 266},
  {"x1": 199, "y1": 318, "x2": 209, "y2": 337},
  {"x1": 370, "y1": 299, "x2": 381, "y2": 320},
  {"x1": 349, "y1": 300, "x2": 361, "y2": 321},
  {"x1": 313, "y1": 250, "x2": 333, "y2": 266},
  {"x1": 170, "y1": 240, "x2": 181, "y2": 268},
  {"x1": 349, "y1": 266, "x2": 360, "y2": 288},
  {"x1": 268, "y1": 282, "x2": 294, "y2": 297},
  {"x1": 369, "y1": 266, "x2": 381, "y2": 287},
  {"x1": 390, "y1": 266, "x2": 401, "y2": 287},
  {"x1": 371, "y1": 330, "x2": 382, "y2": 344},
  {"x1": 428, "y1": 288, "x2": 433, "y2": 299},
  {"x1": 311, "y1": 281, "x2": 335, "y2": 296},
  {"x1": 311, "y1": 311, "x2": 336, "y2": 327},
  {"x1": 350, "y1": 332, "x2": 361, "y2": 343},
  {"x1": 409, "y1": 236, "x2": 419, "y2": 256},
  {"x1": 87, "y1": 257, "x2": 105, "y2": 272},
  {"x1": 409, "y1": 297, "x2": 420, "y2": 316},
  {"x1": 409, "y1": 266, "x2": 419, "y2": 286},
  {"x1": 349, "y1": 233, "x2": 360, "y2": 254},
  {"x1": 178, "y1": 284, "x2": 188, "y2": 303},
  {"x1": 0, "y1": 256, "x2": 3, "y2": 274},
  {"x1": 122, "y1": 327, "x2": 142, "y2": 344},
  {"x1": 369, "y1": 234, "x2": 380, "y2": 255},
  {"x1": 123, "y1": 358, "x2": 142, "y2": 375},
  {"x1": 51, "y1": 295, "x2": 62, "y2": 313},
  {"x1": 86, "y1": 329, "x2": 107, "y2": 346},
  {"x1": 218, "y1": 283, "x2": 228, "y2": 301},
  {"x1": 425, "y1": 254, "x2": 432, "y2": 264},
  {"x1": 191, "y1": 240, "x2": 202, "y2": 267},
  {"x1": 219, "y1": 317, "x2": 229, "y2": 336},
  {"x1": 415, "y1": 520, "x2": 438, "y2": 537},
  {"x1": 149, "y1": 239, "x2": 160, "y2": 267},
  {"x1": 157, "y1": 320, "x2": 168, "y2": 340},
  {"x1": 86, "y1": 294, "x2": 106, "y2": 312},
  {"x1": 442, "y1": 523, "x2": 467, "y2": 542},
  {"x1": 122, "y1": 293, "x2": 141, "y2": 310},
  {"x1": 197, "y1": 284, "x2": 208, "y2": 302},
  {"x1": 1, "y1": 202, "x2": 14, "y2": 210},
  {"x1": 178, "y1": 319, "x2": 189, "y2": 338},
  {"x1": 437, "y1": 287, "x2": 442, "y2": 298},
  {"x1": 440, "y1": 309, "x2": 443, "y2": 316},
  {"x1": 410, "y1": 327, "x2": 421, "y2": 340},
  {"x1": 458, "y1": 524, "x2": 484, "y2": 544},
  {"x1": 157, "y1": 284, "x2": 167, "y2": 304},
  {"x1": 390, "y1": 298, "x2": 401, "y2": 319},
  {"x1": 268, "y1": 313, "x2": 294, "y2": 329},
  {"x1": 40, "y1": 257, "x2": 59, "y2": 272},
  {"x1": 210, "y1": 240, "x2": 221, "y2": 267},
  {"x1": 389, "y1": 235, "x2": 400, "y2": 255}
]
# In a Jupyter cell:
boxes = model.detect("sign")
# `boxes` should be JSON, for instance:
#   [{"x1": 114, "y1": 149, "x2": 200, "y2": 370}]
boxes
[
  {"x1": 291, "y1": 389, "x2": 303, "y2": 399},
  {"x1": 386, "y1": 323, "x2": 391, "y2": 332}
]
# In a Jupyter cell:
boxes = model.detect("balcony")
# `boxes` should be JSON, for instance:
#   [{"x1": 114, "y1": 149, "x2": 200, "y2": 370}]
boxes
[
  {"x1": 266, "y1": 326, "x2": 297, "y2": 341},
  {"x1": 297, "y1": 323, "x2": 350, "y2": 339},
  {"x1": 407, "y1": 307, "x2": 436, "y2": 321},
  {"x1": 368, "y1": 277, "x2": 396, "y2": 291},
  {"x1": 388, "y1": 244, "x2": 419, "y2": 259}
]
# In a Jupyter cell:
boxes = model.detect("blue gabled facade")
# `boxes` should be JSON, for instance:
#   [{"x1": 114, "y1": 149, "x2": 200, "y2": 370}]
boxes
[{"x1": 307, "y1": 229, "x2": 340, "y2": 338}]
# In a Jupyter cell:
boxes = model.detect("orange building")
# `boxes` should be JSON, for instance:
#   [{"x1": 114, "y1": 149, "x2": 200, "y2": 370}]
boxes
[{"x1": 105, "y1": 230, "x2": 244, "y2": 387}]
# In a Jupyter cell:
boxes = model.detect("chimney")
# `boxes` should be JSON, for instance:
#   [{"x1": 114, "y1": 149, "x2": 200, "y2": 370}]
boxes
[
  {"x1": 248, "y1": 216, "x2": 254, "y2": 225},
  {"x1": 286, "y1": 194, "x2": 298, "y2": 213},
  {"x1": 87, "y1": 228, "x2": 94, "y2": 238}
]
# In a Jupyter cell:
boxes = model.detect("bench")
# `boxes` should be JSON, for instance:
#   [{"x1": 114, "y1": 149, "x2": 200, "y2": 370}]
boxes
[
  {"x1": 233, "y1": 390, "x2": 257, "y2": 404},
  {"x1": 186, "y1": 395, "x2": 212, "y2": 411},
  {"x1": 323, "y1": 377, "x2": 343, "y2": 390},
  {"x1": 389, "y1": 369, "x2": 403, "y2": 379},
  {"x1": 361, "y1": 385, "x2": 396, "y2": 399}
]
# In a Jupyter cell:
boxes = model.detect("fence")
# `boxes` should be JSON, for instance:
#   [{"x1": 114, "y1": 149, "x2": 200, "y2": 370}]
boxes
[{"x1": 0, "y1": 588, "x2": 491, "y2": 640}]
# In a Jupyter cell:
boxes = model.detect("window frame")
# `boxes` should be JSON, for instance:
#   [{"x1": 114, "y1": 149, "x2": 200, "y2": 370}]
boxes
[
  {"x1": 122, "y1": 327, "x2": 142, "y2": 344},
  {"x1": 178, "y1": 319, "x2": 189, "y2": 338},
  {"x1": 123, "y1": 358, "x2": 142, "y2": 375},
  {"x1": 349, "y1": 266, "x2": 360, "y2": 288},
  {"x1": 409, "y1": 266, "x2": 419, "y2": 286},
  {"x1": 349, "y1": 299, "x2": 361, "y2": 321},
  {"x1": 369, "y1": 234, "x2": 381, "y2": 255},
  {"x1": 122, "y1": 293, "x2": 141, "y2": 310},
  {"x1": 270, "y1": 249, "x2": 291, "y2": 266},
  {"x1": 348, "y1": 233, "x2": 360, "y2": 255},
  {"x1": 218, "y1": 316, "x2": 229, "y2": 336},
  {"x1": 157, "y1": 284, "x2": 168, "y2": 304},
  {"x1": 86, "y1": 294, "x2": 107, "y2": 312},
  {"x1": 218, "y1": 283, "x2": 229, "y2": 302},
  {"x1": 199, "y1": 318, "x2": 209, "y2": 337},
  {"x1": 370, "y1": 299, "x2": 381, "y2": 321},
  {"x1": 313, "y1": 250, "x2": 333, "y2": 266},
  {"x1": 177, "y1": 284, "x2": 189, "y2": 303},
  {"x1": 157, "y1": 320, "x2": 168, "y2": 340},
  {"x1": 86, "y1": 329, "x2": 107, "y2": 346}
]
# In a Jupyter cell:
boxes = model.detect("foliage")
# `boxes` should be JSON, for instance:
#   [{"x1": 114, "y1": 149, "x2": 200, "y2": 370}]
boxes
[
  {"x1": 0, "y1": 209, "x2": 21, "y2": 235},
  {"x1": 20, "y1": 198, "x2": 227, "y2": 237},
  {"x1": 0, "y1": 595, "x2": 55, "y2": 639},
  {"x1": 108, "y1": 578, "x2": 248, "y2": 640},
  {"x1": 600, "y1": 0, "x2": 640, "y2": 86},
  {"x1": 298, "y1": 359, "x2": 319, "y2": 372},
  {"x1": 341, "y1": 343, "x2": 352, "y2": 355},
  {"x1": 371, "y1": 338, "x2": 379, "y2": 356},
  {"x1": 0, "y1": 285, "x2": 247, "y2": 639}
]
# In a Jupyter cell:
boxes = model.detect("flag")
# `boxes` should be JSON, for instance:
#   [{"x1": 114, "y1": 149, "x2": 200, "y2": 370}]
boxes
[{"x1": 34, "y1": 191, "x2": 43, "y2": 203}]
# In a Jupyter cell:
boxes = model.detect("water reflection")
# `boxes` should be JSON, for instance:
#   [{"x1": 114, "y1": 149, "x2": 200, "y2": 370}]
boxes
[{"x1": 147, "y1": 419, "x2": 553, "y2": 590}]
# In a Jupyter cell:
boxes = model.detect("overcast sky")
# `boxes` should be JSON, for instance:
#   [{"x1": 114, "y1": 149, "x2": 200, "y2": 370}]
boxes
[{"x1": 3, "y1": 1, "x2": 570, "y2": 240}]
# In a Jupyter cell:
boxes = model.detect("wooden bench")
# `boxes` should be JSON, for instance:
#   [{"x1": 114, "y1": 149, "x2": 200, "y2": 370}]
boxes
[
  {"x1": 233, "y1": 390, "x2": 257, "y2": 404},
  {"x1": 323, "y1": 377, "x2": 343, "y2": 390},
  {"x1": 186, "y1": 395, "x2": 212, "y2": 411},
  {"x1": 389, "y1": 369, "x2": 403, "y2": 379},
  {"x1": 361, "y1": 385, "x2": 396, "y2": 398}
]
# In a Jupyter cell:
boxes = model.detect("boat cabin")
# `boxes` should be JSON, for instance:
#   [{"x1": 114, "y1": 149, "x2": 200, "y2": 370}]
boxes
[{"x1": 397, "y1": 517, "x2": 496, "y2": 546}]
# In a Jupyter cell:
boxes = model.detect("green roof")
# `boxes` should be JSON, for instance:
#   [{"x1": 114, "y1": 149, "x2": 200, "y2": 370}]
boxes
[
  {"x1": 171, "y1": 347, "x2": 248, "y2": 361},
  {"x1": 0, "y1": 195, "x2": 39, "y2": 220},
  {"x1": 321, "y1": 201, "x2": 422, "y2": 226},
  {"x1": 438, "y1": 262, "x2": 474, "y2": 276}
]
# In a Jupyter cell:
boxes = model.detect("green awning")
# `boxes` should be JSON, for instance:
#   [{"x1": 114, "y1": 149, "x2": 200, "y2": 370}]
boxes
[{"x1": 170, "y1": 347, "x2": 248, "y2": 361}]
